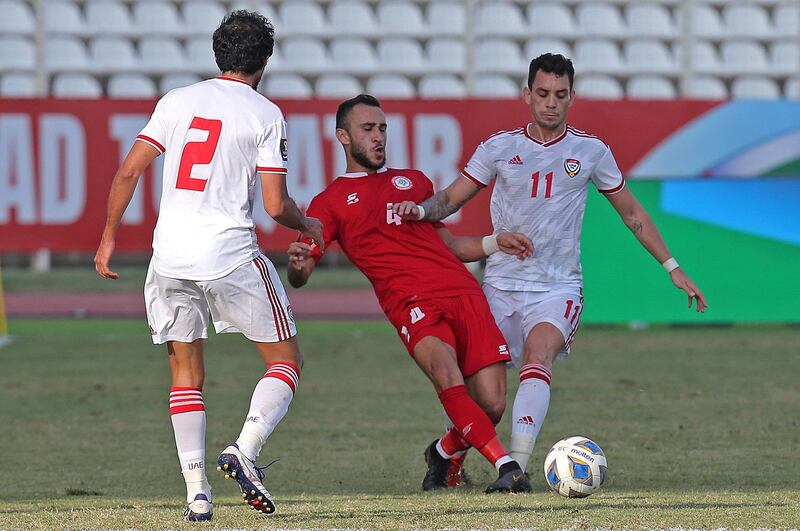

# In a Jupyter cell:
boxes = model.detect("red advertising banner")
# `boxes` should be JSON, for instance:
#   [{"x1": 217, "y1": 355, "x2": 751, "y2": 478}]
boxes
[{"x1": 0, "y1": 98, "x2": 717, "y2": 252}]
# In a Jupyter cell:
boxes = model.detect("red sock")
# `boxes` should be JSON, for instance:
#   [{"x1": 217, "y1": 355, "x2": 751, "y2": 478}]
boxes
[
  {"x1": 440, "y1": 427, "x2": 470, "y2": 455},
  {"x1": 438, "y1": 385, "x2": 509, "y2": 466}
]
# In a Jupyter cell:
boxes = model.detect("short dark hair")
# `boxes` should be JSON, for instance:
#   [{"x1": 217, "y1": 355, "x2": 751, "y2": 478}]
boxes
[
  {"x1": 212, "y1": 10, "x2": 274, "y2": 75},
  {"x1": 527, "y1": 53, "x2": 575, "y2": 90},
  {"x1": 336, "y1": 94, "x2": 382, "y2": 131}
]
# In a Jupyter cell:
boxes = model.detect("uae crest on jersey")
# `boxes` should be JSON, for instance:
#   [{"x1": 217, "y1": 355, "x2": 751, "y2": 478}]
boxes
[
  {"x1": 564, "y1": 158, "x2": 581, "y2": 177},
  {"x1": 392, "y1": 175, "x2": 413, "y2": 190}
]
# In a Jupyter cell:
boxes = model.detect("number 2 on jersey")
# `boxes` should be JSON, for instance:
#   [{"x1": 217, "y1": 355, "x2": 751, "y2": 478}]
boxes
[
  {"x1": 176, "y1": 117, "x2": 222, "y2": 192},
  {"x1": 531, "y1": 171, "x2": 553, "y2": 199}
]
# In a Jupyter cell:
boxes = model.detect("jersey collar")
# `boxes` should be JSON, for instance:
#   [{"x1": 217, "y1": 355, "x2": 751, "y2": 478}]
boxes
[
  {"x1": 339, "y1": 167, "x2": 388, "y2": 178},
  {"x1": 524, "y1": 123, "x2": 568, "y2": 147},
  {"x1": 216, "y1": 76, "x2": 253, "y2": 88}
]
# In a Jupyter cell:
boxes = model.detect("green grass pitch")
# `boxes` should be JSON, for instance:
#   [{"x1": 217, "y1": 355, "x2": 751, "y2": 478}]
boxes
[{"x1": 1, "y1": 319, "x2": 798, "y2": 530}]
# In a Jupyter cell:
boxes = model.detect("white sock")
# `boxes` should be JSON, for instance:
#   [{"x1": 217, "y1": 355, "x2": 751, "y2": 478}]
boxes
[
  {"x1": 509, "y1": 364, "x2": 552, "y2": 471},
  {"x1": 169, "y1": 387, "x2": 210, "y2": 502},
  {"x1": 235, "y1": 362, "x2": 299, "y2": 461}
]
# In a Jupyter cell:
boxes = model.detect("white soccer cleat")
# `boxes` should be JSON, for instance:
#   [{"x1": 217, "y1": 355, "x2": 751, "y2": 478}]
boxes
[
  {"x1": 217, "y1": 443, "x2": 276, "y2": 514},
  {"x1": 183, "y1": 493, "x2": 213, "y2": 522}
]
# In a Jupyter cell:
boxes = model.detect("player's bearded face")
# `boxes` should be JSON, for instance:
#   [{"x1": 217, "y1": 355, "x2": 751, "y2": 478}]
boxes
[
  {"x1": 345, "y1": 105, "x2": 387, "y2": 170},
  {"x1": 525, "y1": 71, "x2": 574, "y2": 131},
  {"x1": 350, "y1": 138, "x2": 386, "y2": 170}
]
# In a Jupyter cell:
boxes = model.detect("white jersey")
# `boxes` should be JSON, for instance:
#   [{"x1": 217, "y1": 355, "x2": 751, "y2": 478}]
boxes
[
  {"x1": 463, "y1": 124, "x2": 624, "y2": 291},
  {"x1": 137, "y1": 76, "x2": 288, "y2": 280}
]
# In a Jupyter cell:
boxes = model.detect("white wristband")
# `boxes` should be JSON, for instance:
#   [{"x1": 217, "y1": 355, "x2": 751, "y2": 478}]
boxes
[
  {"x1": 481, "y1": 235, "x2": 500, "y2": 256},
  {"x1": 662, "y1": 257, "x2": 679, "y2": 273},
  {"x1": 415, "y1": 204, "x2": 426, "y2": 220}
]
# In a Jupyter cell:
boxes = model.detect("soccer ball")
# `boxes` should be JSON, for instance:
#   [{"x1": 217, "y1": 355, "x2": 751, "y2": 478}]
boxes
[{"x1": 543, "y1": 436, "x2": 608, "y2": 498}]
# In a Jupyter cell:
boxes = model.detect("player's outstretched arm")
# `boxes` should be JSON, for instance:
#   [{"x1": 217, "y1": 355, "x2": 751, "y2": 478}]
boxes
[
  {"x1": 393, "y1": 175, "x2": 482, "y2": 222},
  {"x1": 605, "y1": 187, "x2": 707, "y2": 312},
  {"x1": 436, "y1": 228, "x2": 533, "y2": 262},
  {"x1": 94, "y1": 141, "x2": 160, "y2": 279},
  {"x1": 287, "y1": 242, "x2": 317, "y2": 288},
  {"x1": 260, "y1": 172, "x2": 324, "y2": 252}
]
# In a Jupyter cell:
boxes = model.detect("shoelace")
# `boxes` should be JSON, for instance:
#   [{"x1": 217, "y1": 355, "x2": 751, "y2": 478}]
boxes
[{"x1": 252, "y1": 458, "x2": 280, "y2": 482}]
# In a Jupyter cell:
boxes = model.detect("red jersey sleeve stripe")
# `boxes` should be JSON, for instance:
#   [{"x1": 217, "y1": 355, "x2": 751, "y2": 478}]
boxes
[
  {"x1": 136, "y1": 135, "x2": 165, "y2": 153},
  {"x1": 257, "y1": 166, "x2": 288, "y2": 174},
  {"x1": 461, "y1": 169, "x2": 487, "y2": 188},
  {"x1": 598, "y1": 179, "x2": 626, "y2": 195}
]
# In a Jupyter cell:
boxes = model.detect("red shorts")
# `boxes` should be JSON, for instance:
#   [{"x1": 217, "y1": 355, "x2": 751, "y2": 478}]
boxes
[{"x1": 387, "y1": 293, "x2": 511, "y2": 377}]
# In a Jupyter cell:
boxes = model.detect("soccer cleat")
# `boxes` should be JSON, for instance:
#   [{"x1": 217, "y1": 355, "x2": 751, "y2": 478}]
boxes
[
  {"x1": 447, "y1": 452, "x2": 467, "y2": 488},
  {"x1": 421, "y1": 440, "x2": 449, "y2": 491},
  {"x1": 485, "y1": 462, "x2": 533, "y2": 494},
  {"x1": 183, "y1": 493, "x2": 213, "y2": 522},
  {"x1": 217, "y1": 443, "x2": 276, "y2": 514}
]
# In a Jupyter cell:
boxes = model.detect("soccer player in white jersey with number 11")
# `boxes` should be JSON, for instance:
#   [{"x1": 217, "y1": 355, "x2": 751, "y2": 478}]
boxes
[
  {"x1": 393, "y1": 53, "x2": 707, "y2": 482},
  {"x1": 94, "y1": 11, "x2": 323, "y2": 521}
]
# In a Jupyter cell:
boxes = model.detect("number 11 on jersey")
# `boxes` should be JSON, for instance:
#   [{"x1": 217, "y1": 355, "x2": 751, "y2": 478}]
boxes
[{"x1": 531, "y1": 171, "x2": 553, "y2": 199}]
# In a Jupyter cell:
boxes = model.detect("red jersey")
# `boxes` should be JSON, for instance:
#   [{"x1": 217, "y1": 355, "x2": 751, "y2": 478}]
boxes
[{"x1": 305, "y1": 168, "x2": 483, "y2": 316}]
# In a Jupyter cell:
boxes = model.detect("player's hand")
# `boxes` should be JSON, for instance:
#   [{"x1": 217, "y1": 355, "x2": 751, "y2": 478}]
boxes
[
  {"x1": 670, "y1": 268, "x2": 707, "y2": 313},
  {"x1": 392, "y1": 201, "x2": 422, "y2": 220},
  {"x1": 300, "y1": 216, "x2": 324, "y2": 253},
  {"x1": 287, "y1": 242, "x2": 315, "y2": 271},
  {"x1": 496, "y1": 232, "x2": 534, "y2": 260},
  {"x1": 94, "y1": 239, "x2": 118, "y2": 279}
]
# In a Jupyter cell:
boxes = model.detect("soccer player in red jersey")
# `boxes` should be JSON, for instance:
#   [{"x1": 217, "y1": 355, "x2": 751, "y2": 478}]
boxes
[{"x1": 287, "y1": 95, "x2": 534, "y2": 493}]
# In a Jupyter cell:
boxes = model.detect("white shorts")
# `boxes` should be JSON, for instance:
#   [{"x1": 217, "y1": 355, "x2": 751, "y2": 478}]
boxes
[
  {"x1": 144, "y1": 254, "x2": 297, "y2": 345},
  {"x1": 482, "y1": 283, "x2": 584, "y2": 368}
]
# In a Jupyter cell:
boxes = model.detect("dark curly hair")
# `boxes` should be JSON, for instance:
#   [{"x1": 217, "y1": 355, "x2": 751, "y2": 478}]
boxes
[
  {"x1": 528, "y1": 53, "x2": 575, "y2": 90},
  {"x1": 212, "y1": 10, "x2": 275, "y2": 75}
]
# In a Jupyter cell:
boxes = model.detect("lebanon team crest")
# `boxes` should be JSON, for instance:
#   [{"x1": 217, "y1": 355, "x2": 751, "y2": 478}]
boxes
[
  {"x1": 564, "y1": 158, "x2": 581, "y2": 177},
  {"x1": 392, "y1": 176, "x2": 413, "y2": 190}
]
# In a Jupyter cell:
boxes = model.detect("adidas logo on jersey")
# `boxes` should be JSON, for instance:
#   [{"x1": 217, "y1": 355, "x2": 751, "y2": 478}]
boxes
[{"x1": 507, "y1": 155, "x2": 523, "y2": 165}]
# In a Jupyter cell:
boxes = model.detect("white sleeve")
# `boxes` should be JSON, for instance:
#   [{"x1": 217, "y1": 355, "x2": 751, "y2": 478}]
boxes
[
  {"x1": 136, "y1": 97, "x2": 168, "y2": 154},
  {"x1": 461, "y1": 142, "x2": 496, "y2": 188},
  {"x1": 256, "y1": 119, "x2": 288, "y2": 174},
  {"x1": 591, "y1": 146, "x2": 625, "y2": 195}
]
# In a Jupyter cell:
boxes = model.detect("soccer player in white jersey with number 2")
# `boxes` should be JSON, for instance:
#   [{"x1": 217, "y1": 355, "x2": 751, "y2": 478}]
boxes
[
  {"x1": 393, "y1": 53, "x2": 707, "y2": 483},
  {"x1": 94, "y1": 11, "x2": 323, "y2": 521}
]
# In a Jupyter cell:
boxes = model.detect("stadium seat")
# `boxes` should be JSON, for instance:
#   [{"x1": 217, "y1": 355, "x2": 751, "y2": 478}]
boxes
[
  {"x1": 685, "y1": 40, "x2": 722, "y2": 74},
  {"x1": 315, "y1": 74, "x2": 363, "y2": 98},
  {"x1": 52, "y1": 73, "x2": 103, "y2": 98},
  {"x1": 140, "y1": 37, "x2": 186, "y2": 74},
  {"x1": 688, "y1": 5, "x2": 724, "y2": 39},
  {"x1": 625, "y1": 3, "x2": 677, "y2": 39},
  {"x1": 574, "y1": 39, "x2": 624, "y2": 75},
  {"x1": 159, "y1": 73, "x2": 201, "y2": 94},
  {"x1": 43, "y1": 0, "x2": 86, "y2": 35},
  {"x1": 107, "y1": 73, "x2": 157, "y2": 98},
  {"x1": 574, "y1": 75, "x2": 623, "y2": 99},
  {"x1": 418, "y1": 74, "x2": 466, "y2": 98},
  {"x1": 183, "y1": 1, "x2": 226, "y2": 37},
  {"x1": 471, "y1": 75, "x2": 521, "y2": 98},
  {"x1": 366, "y1": 74, "x2": 416, "y2": 98},
  {"x1": 785, "y1": 78, "x2": 800, "y2": 99},
  {"x1": 329, "y1": 2, "x2": 377, "y2": 38},
  {"x1": 770, "y1": 42, "x2": 800, "y2": 76},
  {"x1": 474, "y1": 38, "x2": 525, "y2": 75},
  {"x1": 681, "y1": 76, "x2": 727, "y2": 99},
  {"x1": 627, "y1": 75, "x2": 676, "y2": 99},
  {"x1": 524, "y1": 38, "x2": 573, "y2": 62},
  {"x1": 576, "y1": 4, "x2": 626, "y2": 38},
  {"x1": 230, "y1": 1, "x2": 279, "y2": 24},
  {"x1": 330, "y1": 39, "x2": 378, "y2": 75},
  {"x1": 377, "y1": 37, "x2": 427, "y2": 75},
  {"x1": 527, "y1": 4, "x2": 576, "y2": 38},
  {"x1": 723, "y1": 4, "x2": 771, "y2": 39},
  {"x1": 427, "y1": 2, "x2": 465, "y2": 36},
  {"x1": 0, "y1": 73, "x2": 38, "y2": 97},
  {"x1": 133, "y1": 1, "x2": 184, "y2": 36},
  {"x1": 261, "y1": 73, "x2": 313, "y2": 99},
  {"x1": 279, "y1": 1, "x2": 329, "y2": 37},
  {"x1": 774, "y1": 5, "x2": 799, "y2": 37},
  {"x1": 474, "y1": 2, "x2": 528, "y2": 38},
  {"x1": 0, "y1": 37, "x2": 35, "y2": 70},
  {"x1": 90, "y1": 36, "x2": 139, "y2": 73},
  {"x1": 624, "y1": 39, "x2": 677, "y2": 75},
  {"x1": 44, "y1": 36, "x2": 91, "y2": 72},
  {"x1": 186, "y1": 36, "x2": 218, "y2": 73},
  {"x1": 280, "y1": 37, "x2": 329, "y2": 74},
  {"x1": 377, "y1": 1, "x2": 426, "y2": 37},
  {"x1": 86, "y1": 1, "x2": 134, "y2": 36},
  {"x1": 731, "y1": 77, "x2": 780, "y2": 99},
  {"x1": 265, "y1": 46, "x2": 287, "y2": 73},
  {"x1": 721, "y1": 41, "x2": 769, "y2": 75},
  {"x1": 0, "y1": 0, "x2": 35, "y2": 35},
  {"x1": 427, "y1": 38, "x2": 466, "y2": 73}
]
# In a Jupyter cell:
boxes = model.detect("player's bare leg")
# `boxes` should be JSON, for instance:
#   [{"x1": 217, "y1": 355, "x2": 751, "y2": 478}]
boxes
[
  {"x1": 218, "y1": 336, "x2": 303, "y2": 515},
  {"x1": 509, "y1": 323, "x2": 563, "y2": 473},
  {"x1": 167, "y1": 340, "x2": 213, "y2": 522}
]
